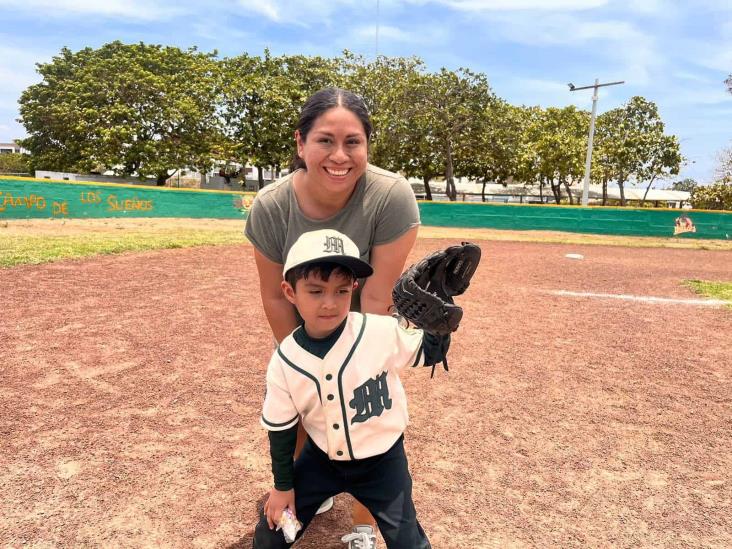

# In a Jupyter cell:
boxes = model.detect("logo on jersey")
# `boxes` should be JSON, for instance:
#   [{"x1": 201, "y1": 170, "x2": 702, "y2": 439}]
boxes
[
  {"x1": 323, "y1": 235, "x2": 345, "y2": 254},
  {"x1": 349, "y1": 372, "x2": 392, "y2": 424}
]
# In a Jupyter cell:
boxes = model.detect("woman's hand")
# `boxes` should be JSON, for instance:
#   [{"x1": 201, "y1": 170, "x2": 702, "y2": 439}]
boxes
[{"x1": 264, "y1": 487, "x2": 296, "y2": 529}]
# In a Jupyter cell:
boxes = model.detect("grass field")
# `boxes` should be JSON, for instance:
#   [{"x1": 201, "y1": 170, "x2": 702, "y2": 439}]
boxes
[
  {"x1": 2, "y1": 217, "x2": 732, "y2": 268},
  {"x1": 685, "y1": 279, "x2": 732, "y2": 304}
]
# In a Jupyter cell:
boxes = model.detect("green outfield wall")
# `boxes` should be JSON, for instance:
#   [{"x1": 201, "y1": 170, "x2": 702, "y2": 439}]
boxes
[
  {"x1": 0, "y1": 177, "x2": 251, "y2": 220},
  {"x1": 2, "y1": 177, "x2": 730, "y2": 240},
  {"x1": 418, "y1": 201, "x2": 730, "y2": 240}
]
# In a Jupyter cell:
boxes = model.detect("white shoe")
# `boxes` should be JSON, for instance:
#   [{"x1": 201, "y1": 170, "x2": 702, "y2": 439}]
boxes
[
  {"x1": 315, "y1": 496, "x2": 334, "y2": 515},
  {"x1": 341, "y1": 524, "x2": 377, "y2": 549}
]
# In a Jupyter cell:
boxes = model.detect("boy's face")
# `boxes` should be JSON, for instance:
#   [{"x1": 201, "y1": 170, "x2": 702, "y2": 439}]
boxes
[{"x1": 282, "y1": 270, "x2": 355, "y2": 338}]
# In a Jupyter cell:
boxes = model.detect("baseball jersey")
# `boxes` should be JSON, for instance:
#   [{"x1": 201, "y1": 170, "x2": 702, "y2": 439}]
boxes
[{"x1": 261, "y1": 312, "x2": 426, "y2": 461}]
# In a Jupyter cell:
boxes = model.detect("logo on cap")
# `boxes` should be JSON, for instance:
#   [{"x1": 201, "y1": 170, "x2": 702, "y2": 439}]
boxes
[{"x1": 324, "y1": 235, "x2": 345, "y2": 255}]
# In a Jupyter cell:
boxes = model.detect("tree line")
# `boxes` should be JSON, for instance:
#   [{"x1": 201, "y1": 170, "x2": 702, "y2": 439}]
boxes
[{"x1": 12, "y1": 41, "x2": 706, "y2": 207}]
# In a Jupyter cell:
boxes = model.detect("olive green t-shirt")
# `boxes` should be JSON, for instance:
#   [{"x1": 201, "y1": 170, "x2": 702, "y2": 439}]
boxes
[{"x1": 244, "y1": 164, "x2": 421, "y2": 309}]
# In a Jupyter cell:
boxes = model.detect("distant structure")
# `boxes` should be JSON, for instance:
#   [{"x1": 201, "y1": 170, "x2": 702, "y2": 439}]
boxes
[
  {"x1": 0, "y1": 141, "x2": 27, "y2": 154},
  {"x1": 409, "y1": 178, "x2": 691, "y2": 209}
]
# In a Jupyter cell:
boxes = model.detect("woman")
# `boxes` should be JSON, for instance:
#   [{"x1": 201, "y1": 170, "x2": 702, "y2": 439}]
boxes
[{"x1": 245, "y1": 87, "x2": 420, "y2": 546}]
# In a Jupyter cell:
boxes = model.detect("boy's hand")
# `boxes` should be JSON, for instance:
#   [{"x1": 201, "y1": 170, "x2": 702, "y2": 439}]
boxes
[{"x1": 264, "y1": 488, "x2": 295, "y2": 529}]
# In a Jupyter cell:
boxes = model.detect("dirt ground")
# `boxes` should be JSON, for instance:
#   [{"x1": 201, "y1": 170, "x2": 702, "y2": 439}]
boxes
[{"x1": 1, "y1": 231, "x2": 731, "y2": 548}]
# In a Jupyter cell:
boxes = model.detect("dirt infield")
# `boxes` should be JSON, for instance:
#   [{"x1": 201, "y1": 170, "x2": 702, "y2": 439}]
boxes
[{"x1": 1, "y1": 238, "x2": 730, "y2": 548}]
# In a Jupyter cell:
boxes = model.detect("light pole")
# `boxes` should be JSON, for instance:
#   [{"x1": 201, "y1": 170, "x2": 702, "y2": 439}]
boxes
[
  {"x1": 375, "y1": 0, "x2": 380, "y2": 57},
  {"x1": 568, "y1": 79, "x2": 624, "y2": 206}
]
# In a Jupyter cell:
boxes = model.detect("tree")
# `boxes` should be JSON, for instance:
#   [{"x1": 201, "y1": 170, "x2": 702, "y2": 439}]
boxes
[
  {"x1": 590, "y1": 119, "x2": 615, "y2": 205},
  {"x1": 463, "y1": 100, "x2": 527, "y2": 201},
  {"x1": 340, "y1": 51, "x2": 429, "y2": 180},
  {"x1": 638, "y1": 133, "x2": 683, "y2": 203},
  {"x1": 0, "y1": 153, "x2": 30, "y2": 174},
  {"x1": 18, "y1": 42, "x2": 221, "y2": 185},
  {"x1": 592, "y1": 96, "x2": 680, "y2": 206},
  {"x1": 219, "y1": 51, "x2": 339, "y2": 189},
  {"x1": 670, "y1": 178, "x2": 698, "y2": 193},
  {"x1": 522, "y1": 106, "x2": 589, "y2": 204},
  {"x1": 714, "y1": 144, "x2": 732, "y2": 184},
  {"x1": 431, "y1": 68, "x2": 495, "y2": 201},
  {"x1": 513, "y1": 106, "x2": 545, "y2": 197},
  {"x1": 341, "y1": 56, "x2": 494, "y2": 201},
  {"x1": 393, "y1": 68, "x2": 494, "y2": 201},
  {"x1": 691, "y1": 183, "x2": 732, "y2": 210}
]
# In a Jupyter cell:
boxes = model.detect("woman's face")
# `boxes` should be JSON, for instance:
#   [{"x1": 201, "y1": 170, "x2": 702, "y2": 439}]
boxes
[{"x1": 296, "y1": 106, "x2": 368, "y2": 195}]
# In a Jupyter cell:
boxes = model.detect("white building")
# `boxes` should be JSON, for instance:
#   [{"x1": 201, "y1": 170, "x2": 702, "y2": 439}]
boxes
[
  {"x1": 0, "y1": 142, "x2": 27, "y2": 154},
  {"x1": 409, "y1": 178, "x2": 691, "y2": 208}
]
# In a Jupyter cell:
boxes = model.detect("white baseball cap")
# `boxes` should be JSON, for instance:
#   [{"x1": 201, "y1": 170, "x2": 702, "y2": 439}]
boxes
[{"x1": 283, "y1": 229, "x2": 374, "y2": 279}]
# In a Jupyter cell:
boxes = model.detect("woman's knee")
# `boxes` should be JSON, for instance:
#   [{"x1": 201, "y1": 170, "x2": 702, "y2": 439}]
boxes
[{"x1": 252, "y1": 516, "x2": 288, "y2": 549}]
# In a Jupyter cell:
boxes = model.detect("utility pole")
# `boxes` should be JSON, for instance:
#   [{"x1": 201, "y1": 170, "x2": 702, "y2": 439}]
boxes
[
  {"x1": 375, "y1": 0, "x2": 380, "y2": 57},
  {"x1": 568, "y1": 79, "x2": 624, "y2": 206}
]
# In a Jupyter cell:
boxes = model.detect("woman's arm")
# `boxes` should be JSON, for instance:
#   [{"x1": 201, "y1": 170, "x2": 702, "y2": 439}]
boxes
[
  {"x1": 360, "y1": 226, "x2": 419, "y2": 315},
  {"x1": 253, "y1": 248, "x2": 300, "y2": 343}
]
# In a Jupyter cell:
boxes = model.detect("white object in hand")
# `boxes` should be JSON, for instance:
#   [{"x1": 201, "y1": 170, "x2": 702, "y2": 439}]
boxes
[{"x1": 277, "y1": 508, "x2": 301, "y2": 543}]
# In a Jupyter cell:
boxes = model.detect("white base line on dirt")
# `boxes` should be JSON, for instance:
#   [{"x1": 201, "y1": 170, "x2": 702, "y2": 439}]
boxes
[{"x1": 548, "y1": 290, "x2": 729, "y2": 307}]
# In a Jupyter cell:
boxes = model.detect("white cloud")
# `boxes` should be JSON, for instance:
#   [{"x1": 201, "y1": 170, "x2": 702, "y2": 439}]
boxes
[
  {"x1": 402, "y1": 0, "x2": 607, "y2": 10},
  {"x1": 697, "y1": 48, "x2": 732, "y2": 73},
  {"x1": 0, "y1": 45, "x2": 47, "y2": 96},
  {"x1": 230, "y1": 0, "x2": 607, "y2": 25},
  {"x1": 0, "y1": 45, "x2": 48, "y2": 141},
  {"x1": 234, "y1": 0, "x2": 362, "y2": 24},
  {"x1": 440, "y1": 0, "x2": 607, "y2": 10},
  {"x1": 352, "y1": 23, "x2": 447, "y2": 45},
  {"x1": 0, "y1": 119, "x2": 26, "y2": 142},
  {"x1": 673, "y1": 71, "x2": 714, "y2": 84},
  {"x1": 664, "y1": 87, "x2": 731, "y2": 107},
  {"x1": 697, "y1": 0, "x2": 732, "y2": 11},
  {"x1": 235, "y1": 0, "x2": 282, "y2": 21},
  {"x1": 191, "y1": 18, "x2": 256, "y2": 43},
  {"x1": 677, "y1": 37, "x2": 732, "y2": 73},
  {"x1": 0, "y1": 0, "x2": 185, "y2": 20},
  {"x1": 615, "y1": 0, "x2": 677, "y2": 16},
  {"x1": 471, "y1": 12, "x2": 661, "y2": 86},
  {"x1": 483, "y1": 13, "x2": 644, "y2": 46},
  {"x1": 495, "y1": 76, "x2": 627, "y2": 110},
  {"x1": 497, "y1": 77, "x2": 579, "y2": 107}
]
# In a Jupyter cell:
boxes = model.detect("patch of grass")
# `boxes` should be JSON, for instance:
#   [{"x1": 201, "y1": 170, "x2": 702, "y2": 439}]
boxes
[
  {"x1": 418, "y1": 226, "x2": 732, "y2": 251},
  {"x1": 684, "y1": 280, "x2": 732, "y2": 305},
  {"x1": 0, "y1": 230, "x2": 244, "y2": 268}
]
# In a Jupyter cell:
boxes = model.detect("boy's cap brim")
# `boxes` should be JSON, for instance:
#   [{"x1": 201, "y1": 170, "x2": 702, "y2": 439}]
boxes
[{"x1": 286, "y1": 256, "x2": 373, "y2": 279}]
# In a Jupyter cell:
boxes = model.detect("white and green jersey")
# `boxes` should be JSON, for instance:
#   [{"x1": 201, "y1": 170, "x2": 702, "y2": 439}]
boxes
[{"x1": 261, "y1": 312, "x2": 426, "y2": 461}]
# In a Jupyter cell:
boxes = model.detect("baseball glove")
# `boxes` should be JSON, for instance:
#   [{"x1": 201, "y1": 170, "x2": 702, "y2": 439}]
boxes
[{"x1": 392, "y1": 242, "x2": 481, "y2": 336}]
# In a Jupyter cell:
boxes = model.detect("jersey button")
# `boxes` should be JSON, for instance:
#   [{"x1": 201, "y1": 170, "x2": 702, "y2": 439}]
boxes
[
  {"x1": 333, "y1": 423, "x2": 339, "y2": 430},
  {"x1": 327, "y1": 394, "x2": 334, "y2": 401},
  {"x1": 337, "y1": 450, "x2": 343, "y2": 456},
  {"x1": 325, "y1": 374, "x2": 333, "y2": 381}
]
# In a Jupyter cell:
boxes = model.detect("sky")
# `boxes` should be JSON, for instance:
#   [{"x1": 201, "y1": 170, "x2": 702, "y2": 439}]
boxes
[{"x1": 0, "y1": 0, "x2": 730, "y2": 184}]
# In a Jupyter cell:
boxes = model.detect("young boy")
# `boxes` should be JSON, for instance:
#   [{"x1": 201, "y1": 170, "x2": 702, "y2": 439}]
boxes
[{"x1": 253, "y1": 229, "x2": 448, "y2": 549}]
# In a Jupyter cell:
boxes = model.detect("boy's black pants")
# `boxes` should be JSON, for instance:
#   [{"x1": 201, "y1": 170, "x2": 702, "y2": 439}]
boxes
[{"x1": 253, "y1": 435, "x2": 431, "y2": 549}]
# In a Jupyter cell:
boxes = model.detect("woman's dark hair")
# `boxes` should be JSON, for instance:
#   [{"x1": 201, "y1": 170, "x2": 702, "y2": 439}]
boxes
[{"x1": 290, "y1": 87, "x2": 372, "y2": 171}]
